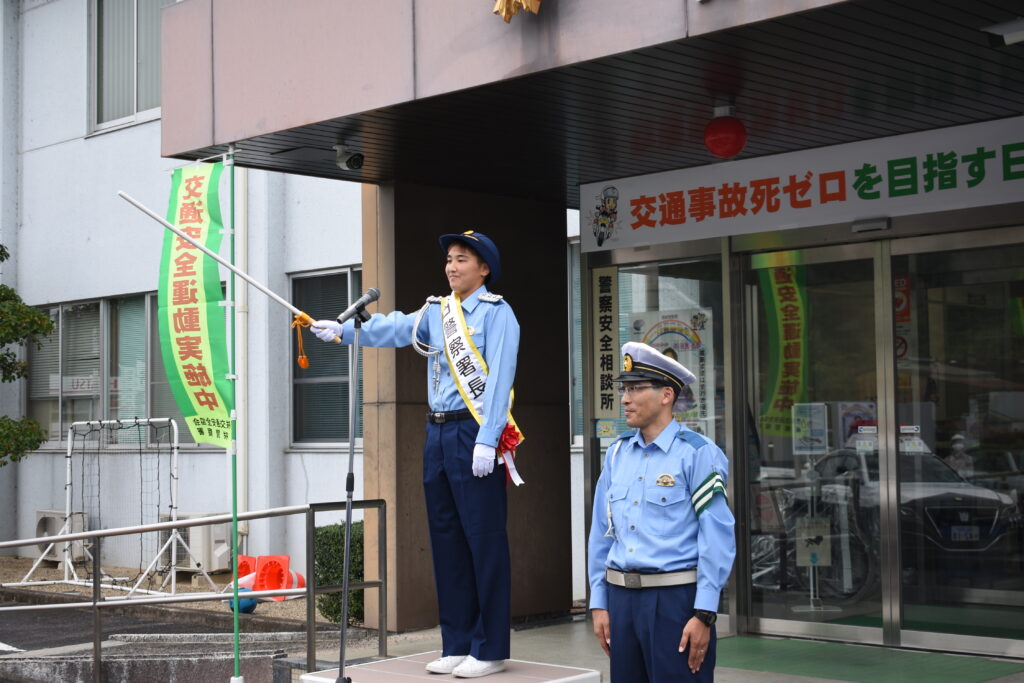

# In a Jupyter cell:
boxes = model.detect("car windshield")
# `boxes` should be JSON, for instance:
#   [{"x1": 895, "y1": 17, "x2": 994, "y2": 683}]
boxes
[
  {"x1": 816, "y1": 451, "x2": 964, "y2": 484},
  {"x1": 971, "y1": 450, "x2": 1013, "y2": 473},
  {"x1": 900, "y1": 453, "x2": 963, "y2": 483}
]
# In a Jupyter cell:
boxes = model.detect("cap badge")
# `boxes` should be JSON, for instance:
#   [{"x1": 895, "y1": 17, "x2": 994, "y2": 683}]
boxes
[
  {"x1": 656, "y1": 474, "x2": 676, "y2": 487},
  {"x1": 623, "y1": 354, "x2": 633, "y2": 372}
]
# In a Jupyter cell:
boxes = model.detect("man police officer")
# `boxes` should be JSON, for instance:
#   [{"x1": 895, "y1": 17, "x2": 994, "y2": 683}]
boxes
[
  {"x1": 311, "y1": 230, "x2": 520, "y2": 679},
  {"x1": 588, "y1": 341, "x2": 736, "y2": 682}
]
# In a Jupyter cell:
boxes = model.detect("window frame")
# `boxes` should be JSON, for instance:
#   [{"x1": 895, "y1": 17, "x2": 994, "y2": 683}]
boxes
[
  {"x1": 88, "y1": 0, "x2": 168, "y2": 134},
  {"x1": 26, "y1": 292, "x2": 207, "y2": 448},
  {"x1": 289, "y1": 266, "x2": 364, "y2": 447}
]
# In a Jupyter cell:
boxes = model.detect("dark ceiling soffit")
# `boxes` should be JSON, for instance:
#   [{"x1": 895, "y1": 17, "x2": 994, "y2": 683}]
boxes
[{"x1": 166, "y1": 0, "x2": 1024, "y2": 210}]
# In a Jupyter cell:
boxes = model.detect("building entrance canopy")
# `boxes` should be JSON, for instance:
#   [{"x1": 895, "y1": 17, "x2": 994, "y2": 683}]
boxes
[{"x1": 161, "y1": 0, "x2": 1024, "y2": 208}]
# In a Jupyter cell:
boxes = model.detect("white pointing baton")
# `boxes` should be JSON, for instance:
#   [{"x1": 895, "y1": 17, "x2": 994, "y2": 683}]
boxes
[{"x1": 117, "y1": 190, "x2": 342, "y2": 345}]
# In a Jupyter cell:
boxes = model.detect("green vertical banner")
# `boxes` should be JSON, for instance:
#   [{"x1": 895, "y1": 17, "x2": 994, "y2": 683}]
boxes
[
  {"x1": 158, "y1": 163, "x2": 233, "y2": 447},
  {"x1": 758, "y1": 265, "x2": 808, "y2": 437},
  {"x1": 1012, "y1": 296, "x2": 1024, "y2": 337}
]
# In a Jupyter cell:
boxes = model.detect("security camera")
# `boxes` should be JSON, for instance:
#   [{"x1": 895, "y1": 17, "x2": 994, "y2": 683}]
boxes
[
  {"x1": 981, "y1": 18, "x2": 1024, "y2": 47},
  {"x1": 333, "y1": 144, "x2": 364, "y2": 171}
]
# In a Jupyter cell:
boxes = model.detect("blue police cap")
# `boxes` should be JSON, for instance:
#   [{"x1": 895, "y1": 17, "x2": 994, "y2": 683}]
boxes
[
  {"x1": 439, "y1": 230, "x2": 501, "y2": 285},
  {"x1": 613, "y1": 341, "x2": 697, "y2": 393}
]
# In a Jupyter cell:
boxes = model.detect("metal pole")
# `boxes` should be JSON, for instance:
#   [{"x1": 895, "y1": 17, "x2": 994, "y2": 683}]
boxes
[
  {"x1": 227, "y1": 147, "x2": 244, "y2": 683},
  {"x1": 0, "y1": 504, "x2": 315, "y2": 551},
  {"x1": 64, "y1": 428, "x2": 74, "y2": 583},
  {"x1": 335, "y1": 321, "x2": 362, "y2": 683},
  {"x1": 170, "y1": 419, "x2": 179, "y2": 595},
  {"x1": 306, "y1": 507, "x2": 317, "y2": 672},
  {"x1": 118, "y1": 191, "x2": 314, "y2": 323},
  {"x1": 93, "y1": 537, "x2": 102, "y2": 683},
  {"x1": 378, "y1": 501, "x2": 388, "y2": 657}
]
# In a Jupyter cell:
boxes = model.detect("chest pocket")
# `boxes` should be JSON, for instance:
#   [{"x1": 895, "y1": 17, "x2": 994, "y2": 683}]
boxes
[{"x1": 643, "y1": 483, "x2": 689, "y2": 537}]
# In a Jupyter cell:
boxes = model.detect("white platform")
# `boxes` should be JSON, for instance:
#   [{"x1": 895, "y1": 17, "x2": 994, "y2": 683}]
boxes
[{"x1": 301, "y1": 650, "x2": 601, "y2": 682}]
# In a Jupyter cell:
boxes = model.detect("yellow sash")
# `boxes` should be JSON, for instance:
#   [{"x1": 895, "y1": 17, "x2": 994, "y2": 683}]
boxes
[{"x1": 441, "y1": 293, "x2": 525, "y2": 486}]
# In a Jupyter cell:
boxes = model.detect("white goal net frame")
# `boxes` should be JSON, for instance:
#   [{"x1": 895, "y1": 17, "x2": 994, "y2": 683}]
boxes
[{"x1": 10, "y1": 418, "x2": 218, "y2": 598}]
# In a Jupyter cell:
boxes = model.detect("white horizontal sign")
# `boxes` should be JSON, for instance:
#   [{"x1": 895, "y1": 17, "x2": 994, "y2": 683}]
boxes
[{"x1": 580, "y1": 115, "x2": 1024, "y2": 252}]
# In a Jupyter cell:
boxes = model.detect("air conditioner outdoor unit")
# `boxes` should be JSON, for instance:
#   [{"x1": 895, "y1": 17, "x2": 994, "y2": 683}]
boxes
[
  {"x1": 158, "y1": 512, "x2": 232, "y2": 573},
  {"x1": 35, "y1": 509, "x2": 88, "y2": 562}
]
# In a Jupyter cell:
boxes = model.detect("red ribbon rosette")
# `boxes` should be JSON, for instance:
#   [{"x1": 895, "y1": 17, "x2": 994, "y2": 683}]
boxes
[
  {"x1": 499, "y1": 422, "x2": 522, "y2": 455},
  {"x1": 498, "y1": 422, "x2": 525, "y2": 486}
]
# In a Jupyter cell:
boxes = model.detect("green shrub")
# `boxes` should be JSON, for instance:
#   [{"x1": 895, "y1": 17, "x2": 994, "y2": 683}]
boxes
[{"x1": 314, "y1": 522, "x2": 364, "y2": 624}]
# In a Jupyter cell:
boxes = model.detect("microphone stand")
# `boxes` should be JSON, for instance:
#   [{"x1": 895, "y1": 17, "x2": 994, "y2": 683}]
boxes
[{"x1": 336, "y1": 304, "x2": 372, "y2": 683}]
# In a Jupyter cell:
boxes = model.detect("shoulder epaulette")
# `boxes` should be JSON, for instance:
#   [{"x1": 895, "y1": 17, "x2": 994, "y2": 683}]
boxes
[
  {"x1": 616, "y1": 429, "x2": 638, "y2": 442},
  {"x1": 478, "y1": 292, "x2": 504, "y2": 303},
  {"x1": 675, "y1": 428, "x2": 711, "y2": 450},
  {"x1": 425, "y1": 295, "x2": 443, "y2": 304}
]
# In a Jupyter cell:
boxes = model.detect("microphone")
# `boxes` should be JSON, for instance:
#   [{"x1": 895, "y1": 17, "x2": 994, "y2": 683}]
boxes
[{"x1": 336, "y1": 287, "x2": 381, "y2": 324}]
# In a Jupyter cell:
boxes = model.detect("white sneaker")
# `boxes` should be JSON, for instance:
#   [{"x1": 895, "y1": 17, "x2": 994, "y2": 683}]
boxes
[
  {"x1": 453, "y1": 655, "x2": 506, "y2": 678},
  {"x1": 425, "y1": 655, "x2": 467, "y2": 674}
]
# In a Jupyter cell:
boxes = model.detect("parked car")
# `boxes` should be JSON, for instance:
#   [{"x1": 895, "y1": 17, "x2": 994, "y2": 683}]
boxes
[
  {"x1": 751, "y1": 444, "x2": 1022, "y2": 599},
  {"x1": 967, "y1": 448, "x2": 1024, "y2": 510},
  {"x1": 817, "y1": 446, "x2": 1021, "y2": 583}
]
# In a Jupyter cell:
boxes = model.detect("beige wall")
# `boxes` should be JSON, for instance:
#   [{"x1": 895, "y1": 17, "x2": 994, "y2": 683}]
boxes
[
  {"x1": 161, "y1": 0, "x2": 845, "y2": 157},
  {"x1": 361, "y1": 182, "x2": 571, "y2": 631}
]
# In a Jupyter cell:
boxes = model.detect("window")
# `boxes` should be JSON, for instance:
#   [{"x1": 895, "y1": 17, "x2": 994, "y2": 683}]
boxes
[
  {"x1": 28, "y1": 303, "x2": 101, "y2": 439},
  {"x1": 591, "y1": 257, "x2": 725, "y2": 447},
  {"x1": 146, "y1": 293, "x2": 194, "y2": 443},
  {"x1": 93, "y1": 0, "x2": 174, "y2": 127},
  {"x1": 292, "y1": 269, "x2": 363, "y2": 443},
  {"x1": 27, "y1": 295, "x2": 195, "y2": 444}
]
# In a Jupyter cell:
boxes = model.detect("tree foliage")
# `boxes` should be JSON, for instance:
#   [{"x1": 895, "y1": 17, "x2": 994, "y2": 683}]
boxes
[{"x1": 0, "y1": 243, "x2": 54, "y2": 466}]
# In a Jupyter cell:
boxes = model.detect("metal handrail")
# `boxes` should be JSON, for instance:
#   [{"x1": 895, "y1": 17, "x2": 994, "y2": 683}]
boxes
[
  {"x1": 0, "y1": 504, "x2": 311, "y2": 550},
  {"x1": 0, "y1": 499, "x2": 388, "y2": 677}
]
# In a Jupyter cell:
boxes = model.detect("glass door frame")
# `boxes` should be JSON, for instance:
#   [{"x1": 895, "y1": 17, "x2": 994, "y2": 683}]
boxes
[
  {"x1": 737, "y1": 240, "x2": 890, "y2": 647},
  {"x1": 888, "y1": 225, "x2": 1024, "y2": 659},
  {"x1": 737, "y1": 225, "x2": 1024, "y2": 658},
  {"x1": 583, "y1": 236, "x2": 738, "y2": 637}
]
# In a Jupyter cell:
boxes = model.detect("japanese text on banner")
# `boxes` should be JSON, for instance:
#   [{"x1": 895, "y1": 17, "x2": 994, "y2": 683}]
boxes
[{"x1": 157, "y1": 163, "x2": 233, "y2": 447}]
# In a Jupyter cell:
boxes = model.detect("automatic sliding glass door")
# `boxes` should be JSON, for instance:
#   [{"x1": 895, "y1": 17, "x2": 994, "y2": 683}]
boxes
[
  {"x1": 892, "y1": 236, "x2": 1024, "y2": 652},
  {"x1": 743, "y1": 230, "x2": 1024, "y2": 654},
  {"x1": 745, "y1": 245, "x2": 883, "y2": 636}
]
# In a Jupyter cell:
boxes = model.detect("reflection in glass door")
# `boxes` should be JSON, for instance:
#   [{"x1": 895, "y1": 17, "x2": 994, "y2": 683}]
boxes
[
  {"x1": 746, "y1": 248, "x2": 882, "y2": 629},
  {"x1": 892, "y1": 242, "x2": 1024, "y2": 643}
]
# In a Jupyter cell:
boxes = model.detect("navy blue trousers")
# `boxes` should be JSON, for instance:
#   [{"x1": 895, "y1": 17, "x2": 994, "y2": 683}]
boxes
[
  {"x1": 608, "y1": 583, "x2": 717, "y2": 683},
  {"x1": 423, "y1": 418, "x2": 511, "y2": 661}
]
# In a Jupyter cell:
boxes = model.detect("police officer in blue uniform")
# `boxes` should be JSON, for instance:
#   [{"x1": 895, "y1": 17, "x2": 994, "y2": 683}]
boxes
[
  {"x1": 588, "y1": 342, "x2": 736, "y2": 682},
  {"x1": 311, "y1": 230, "x2": 518, "y2": 679}
]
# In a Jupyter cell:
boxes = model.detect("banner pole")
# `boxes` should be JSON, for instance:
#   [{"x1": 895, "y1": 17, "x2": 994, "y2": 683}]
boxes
[{"x1": 226, "y1": 147, "x2": 243, "y2": 683}]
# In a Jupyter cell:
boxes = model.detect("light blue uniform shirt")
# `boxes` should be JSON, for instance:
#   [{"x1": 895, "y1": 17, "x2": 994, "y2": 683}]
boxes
[
  {"x1": 587, "y1": 420, "x2": 736, "y2": 612},
  {"x1": 339, "y1": 285, "x2": 520, "y2": 447}
]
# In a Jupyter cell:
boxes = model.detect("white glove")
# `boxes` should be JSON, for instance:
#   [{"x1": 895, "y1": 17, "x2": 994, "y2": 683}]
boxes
[
  {"x1": 312, "y1": 320, "x2": 342, "y2": 343},
  {"x1": 472, "y1": 444, "x2": 496, "y2": 478}
]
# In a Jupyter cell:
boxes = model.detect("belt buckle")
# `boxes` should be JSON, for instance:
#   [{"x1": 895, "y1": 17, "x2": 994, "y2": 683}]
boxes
[
  {"x1": 623, "y1": 572, "x2": 642, "y2": 589},
  {"x1": 432, "y1": 412, "x2": 445, "y2": 423}
]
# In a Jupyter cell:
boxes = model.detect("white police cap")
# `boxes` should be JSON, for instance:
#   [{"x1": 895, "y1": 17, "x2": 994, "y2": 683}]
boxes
[{"x1": 613, "y1": 341, "x2": 697, "y2": 393}]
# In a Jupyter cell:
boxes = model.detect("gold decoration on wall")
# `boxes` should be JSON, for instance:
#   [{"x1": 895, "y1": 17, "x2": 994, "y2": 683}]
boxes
[{"x1": 493, "y1": 0, "x2": 541, "y2": 23}]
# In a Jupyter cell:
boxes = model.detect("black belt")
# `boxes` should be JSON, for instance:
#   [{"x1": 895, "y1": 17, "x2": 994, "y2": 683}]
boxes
[{"x1": 426, "y1": 409, "x2": 473, "y2": 424}]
